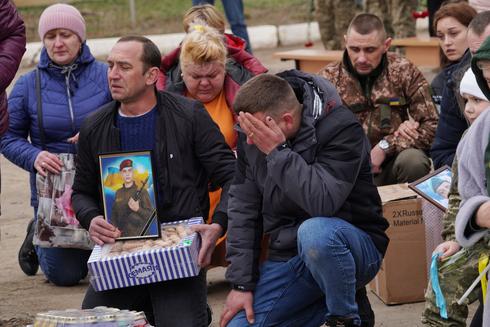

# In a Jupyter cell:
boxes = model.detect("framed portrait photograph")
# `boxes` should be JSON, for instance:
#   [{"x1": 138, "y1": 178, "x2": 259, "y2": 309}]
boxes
[
  {"x1": 408, "y1": 165, "x2": 452, "y2": 212},
  {"x1": 99, "y1": 150, "x2": 160, "y2": 240}
]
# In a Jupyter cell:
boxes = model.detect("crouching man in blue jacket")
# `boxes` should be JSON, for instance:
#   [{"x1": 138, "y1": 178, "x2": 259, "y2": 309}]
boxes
[{"x1": 220, "y1": 71, "x2": 390, "y2": 327}]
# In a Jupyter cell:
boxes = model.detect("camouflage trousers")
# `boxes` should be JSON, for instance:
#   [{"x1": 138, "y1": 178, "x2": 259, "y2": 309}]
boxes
[
  {"x1": 364, "y1": 0, "x2": 417, "y2": 38},
  {"x1": 421, "y1": 243, "x2": 487, "y2": 326},
  {"x1": 315, "y1": 0, "x2": 360, "y2": 50}
]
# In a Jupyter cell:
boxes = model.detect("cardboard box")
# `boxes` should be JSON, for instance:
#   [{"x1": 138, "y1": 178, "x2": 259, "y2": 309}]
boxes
[
  {"x1": 369, "y1": 184, "x2": 427, "y2": 305},
  {"x1": 88, "y1": 217, "x2": 202, "y2": 292}
]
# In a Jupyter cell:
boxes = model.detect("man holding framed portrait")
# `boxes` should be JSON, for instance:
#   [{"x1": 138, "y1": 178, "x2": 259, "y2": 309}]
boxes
[{"x1": 71, "y1": 35, "x2": 236, "y2": 326}]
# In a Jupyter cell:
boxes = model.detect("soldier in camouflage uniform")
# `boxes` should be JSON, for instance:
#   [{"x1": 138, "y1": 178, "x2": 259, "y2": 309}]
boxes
[
  {"x1": 315, "y1": 0, "x2": 360, "y2": 50},
  {"x1": 320, "y1": 13, "x2": 437, "y2": 186},
  {"x1": 364, "y1": 0, "x2": 417, "y2": 38},
  {"x1": 111, "y1": 159, "x2": 154, "y2": 238}
]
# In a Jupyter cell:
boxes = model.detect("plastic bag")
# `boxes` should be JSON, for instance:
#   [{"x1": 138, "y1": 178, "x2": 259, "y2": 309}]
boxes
[{"x1": 33, "y1": 153, "x2": 93, "y2": 250}]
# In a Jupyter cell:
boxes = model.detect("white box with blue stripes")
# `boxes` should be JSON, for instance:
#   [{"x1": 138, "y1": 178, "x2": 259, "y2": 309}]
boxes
[{"x1": 88, "y1": 217, "x2": 203, "y2": 291}]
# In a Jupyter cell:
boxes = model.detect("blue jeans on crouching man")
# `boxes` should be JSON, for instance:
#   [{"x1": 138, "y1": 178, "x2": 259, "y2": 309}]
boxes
[{"x1": 228, "y1": 217, "x2": 383, "y2": 326}]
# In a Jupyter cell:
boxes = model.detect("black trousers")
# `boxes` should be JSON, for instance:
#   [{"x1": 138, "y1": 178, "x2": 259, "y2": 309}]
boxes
[
  {"x1": 428, "y1": 0, "x2": 445, "y2": 36},
  {"x1": 82, "y1": 270, "x2": 208, "y2": 327}
]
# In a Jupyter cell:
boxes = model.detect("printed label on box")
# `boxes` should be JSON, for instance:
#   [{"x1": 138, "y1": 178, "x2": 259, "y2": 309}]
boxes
[{"x1": 128, "y1": 262, "x2": 160, "y2": 279}]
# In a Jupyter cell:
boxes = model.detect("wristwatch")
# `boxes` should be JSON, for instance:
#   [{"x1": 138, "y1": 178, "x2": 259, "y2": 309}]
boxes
[
  {"x1": 378, "y1": 139, "x2": 390, "y2": 151},
  {"x1": 232, "y1": 284, "x2": 250, "y2": 292}
]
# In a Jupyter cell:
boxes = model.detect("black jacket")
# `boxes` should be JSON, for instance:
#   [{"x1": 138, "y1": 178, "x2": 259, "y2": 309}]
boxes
[
  {"x1": 72, "y1": 91, "x2": 236, "y2": 231},
  {"x1": 430, "y1": 51, "x2": 470, "y2": 169},
  {"x1": 225, "y1": 70, "x2": 389, "y2": 290}
]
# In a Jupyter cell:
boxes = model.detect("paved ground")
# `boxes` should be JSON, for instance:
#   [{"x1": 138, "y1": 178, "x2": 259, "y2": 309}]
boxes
[{"x1": 0, "y1": 44, "x2": 472, "y2": 326}]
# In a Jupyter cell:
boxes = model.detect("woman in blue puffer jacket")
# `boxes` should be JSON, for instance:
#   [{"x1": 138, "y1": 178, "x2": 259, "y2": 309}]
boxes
[{"x1": 1, "y1": 3, "x2": 111, "y2": 286}]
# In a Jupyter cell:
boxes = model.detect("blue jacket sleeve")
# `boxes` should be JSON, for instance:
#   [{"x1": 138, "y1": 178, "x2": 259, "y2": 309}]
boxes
[{"x1": 1, "y1": 74, "x2": 41, "y2": 172}]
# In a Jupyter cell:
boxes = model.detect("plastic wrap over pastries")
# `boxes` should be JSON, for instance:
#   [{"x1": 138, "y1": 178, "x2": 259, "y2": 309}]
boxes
[{"x1": 106, "y1": 224, "x2": 192, "y2": 257}]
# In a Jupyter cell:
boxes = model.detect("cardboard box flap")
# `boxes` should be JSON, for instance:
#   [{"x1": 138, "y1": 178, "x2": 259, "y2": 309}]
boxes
[{"x1": 377, "y1": 183, "x2": 417, "y2": 203}]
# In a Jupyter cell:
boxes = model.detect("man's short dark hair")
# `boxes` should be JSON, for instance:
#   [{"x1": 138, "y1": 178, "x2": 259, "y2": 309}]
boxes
[
  {"x1": 468, "y1": 11, "x2": 490, "y2": 36},
  {"x1": 117, "y1": 35, "x2": 161, "y2": 72},
  {"x1": 233, "y1": 74, "x2": 299, "y2": 116},
  {"x1": 347, "y1": 13, "x2": 386, "y2": 38}
]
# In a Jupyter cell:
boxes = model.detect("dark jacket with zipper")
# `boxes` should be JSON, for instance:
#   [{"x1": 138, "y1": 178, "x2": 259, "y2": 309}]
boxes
[
  {"x1": 430, "y1": 51, "x2": 470, "y2": 169},
  {"x1": 225, "y1": 70, "x2": 389, "y2": 291},
  {"x1": 71, "y1": 91, "x2": 236, "y2": 232}
]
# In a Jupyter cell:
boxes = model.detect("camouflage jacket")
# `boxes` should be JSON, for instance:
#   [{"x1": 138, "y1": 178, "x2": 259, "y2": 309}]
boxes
[
  {"x1": 441, "y1": 156, "x2": 461, "y2": 242},
  {"x1": 320, "y1": 52, "x2": 438, "y2": 157}
]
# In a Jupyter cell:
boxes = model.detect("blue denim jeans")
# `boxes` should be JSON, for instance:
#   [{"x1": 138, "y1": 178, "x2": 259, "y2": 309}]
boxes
[
  {"x1": 228, "y1": 217, "x2": 383, "y2": 326},
  {"x1": 36, "y1": 246, "x2": 91, "y2": 286},
  {"x1": 192, "y1": 0, "x2": 252, "y2": 53}
]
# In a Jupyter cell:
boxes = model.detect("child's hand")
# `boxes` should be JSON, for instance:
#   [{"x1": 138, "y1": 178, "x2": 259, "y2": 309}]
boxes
[{"x1": 433, "y1": 240, "x2": 461, "y2": 260}]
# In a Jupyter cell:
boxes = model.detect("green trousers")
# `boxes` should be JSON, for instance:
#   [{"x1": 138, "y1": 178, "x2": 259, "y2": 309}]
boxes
[
  {"x1": 374, "y1": 148, "x2": 431, "y2": 186},
  {"x1": 421, "y1": 244, "x2": 486, "y2": 326}
]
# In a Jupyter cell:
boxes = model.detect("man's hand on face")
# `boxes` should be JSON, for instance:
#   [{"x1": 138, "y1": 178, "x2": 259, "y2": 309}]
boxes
[
  {"x1": 128, "y1": 198, "x2": 140, "y2": 212},
  {"x1": 190, "y1": 223, "x2": 223, "y2": 268},
  {"x1": 370, "y1": 145, "x2": 386, "y2": 174},
  {"x1": 220, "y1": 290, "x2": 255, "y2": 327},
  {"x1": 394, "y1": 119, "x2": 419, "y2": 143},
  {"x1": 238, "y1": 112, "x2": 286, "y2": 155},
  {"x1": 89, "y1": 216, "x2": 121, "y2": 245}
]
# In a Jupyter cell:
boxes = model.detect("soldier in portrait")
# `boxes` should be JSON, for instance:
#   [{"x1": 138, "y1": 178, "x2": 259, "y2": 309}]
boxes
[{"x1": 110, "y1": 159, "x2": 154, "y2": 237}]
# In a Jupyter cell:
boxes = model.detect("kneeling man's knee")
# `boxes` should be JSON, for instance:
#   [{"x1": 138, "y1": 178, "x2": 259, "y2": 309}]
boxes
[
  {"x1": 393, "y1": 148, "x2": 431, "y2": 183},
  {"x1": 298, "y1": 218, "x2": 342, "y2": 257}
]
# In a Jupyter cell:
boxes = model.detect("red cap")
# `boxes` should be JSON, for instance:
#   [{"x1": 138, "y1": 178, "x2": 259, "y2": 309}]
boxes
[{"x1": 119, "y1": 159, "x2": 133, "y2": 171}]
